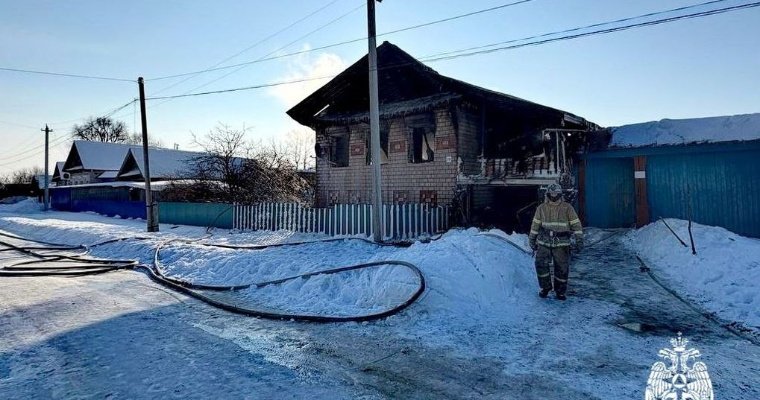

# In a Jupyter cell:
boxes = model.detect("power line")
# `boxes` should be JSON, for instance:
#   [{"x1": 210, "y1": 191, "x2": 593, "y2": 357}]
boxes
[
  {"x1": 0, "y1": 66, "x2": 134, "y2": 83},
  {"x1": 148, "y1": 0, "x2": 537, "y2": 82},
  {"x1": 145, "y1": 75, "x2": 337, "y2": 100},
  {"x1": 155, "y1": 2, "x2": 365, "y2": 98},
  {"x1": 0, "y1": 99, "x2": 137, "y2": 162},
  {"x1": 127, "y1": 1, "x2": 367, "y2": 121},
  {"x1": 422, "y1": 0, "x2": 734, "y2": 59},
  {"x1": 139, "y1": 0, "x2": 758, "y2": 103},
  {"x1": 418, "y1": 1, "x2": 760, "y2": 63},
  {"x1": 148, "y1": 0, "x2": 348, "y2": 96},
  {"x1": 0, "y1": 134, "x2": 69, "y2": 166},
  {"x1": 0, "y1": 120, "x2": 40, "y2": 130}
]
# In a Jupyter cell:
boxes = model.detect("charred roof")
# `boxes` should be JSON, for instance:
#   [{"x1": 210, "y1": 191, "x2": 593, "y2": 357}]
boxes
[{"x1": 287, "y1": 42, "x2": 593, "y2": 128}]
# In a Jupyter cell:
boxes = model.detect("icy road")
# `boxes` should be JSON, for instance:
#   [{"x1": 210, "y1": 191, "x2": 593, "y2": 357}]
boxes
[{"x1": 0, "y1": 205, "x2": 759, "y2": 399}]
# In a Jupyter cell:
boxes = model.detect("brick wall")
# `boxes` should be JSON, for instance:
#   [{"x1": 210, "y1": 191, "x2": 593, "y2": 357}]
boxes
[{"x1": 315, "y1": 107, "x2": 470, "y2": 207}]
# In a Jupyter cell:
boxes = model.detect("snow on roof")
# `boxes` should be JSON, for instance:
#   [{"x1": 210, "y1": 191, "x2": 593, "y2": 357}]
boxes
[
  {"x1": 118, "y1": 148, "x2": 205, "y2": 180},
  {"x1": 64, "y1": 140, "x2": 142, "y2": 172},
  {"x1": 52, "y1": 162, "x2": 65, "y2": 179},
  {"x1": 97, "y1": 170, "x2": 119, "y2": 179},
  {"x1": 610, "y1": 113, "x2": 760, "y2": 148}
]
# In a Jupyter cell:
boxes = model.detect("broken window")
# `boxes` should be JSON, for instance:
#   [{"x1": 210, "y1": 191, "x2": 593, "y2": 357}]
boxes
[
  {"x1": 329, "y1": 134, "x2": 349, "y2": 167},
  {"x1": 366, "y1": 121, "x2": 390, "y2": 165},
  {"x1": 406, "y1": 113, "x2": 436, "y2": 163}
]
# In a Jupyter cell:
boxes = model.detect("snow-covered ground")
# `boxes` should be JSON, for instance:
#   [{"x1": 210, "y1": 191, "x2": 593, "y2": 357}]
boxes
[
  {"x1": 624, "y1": 218, "x2": 760, "y2": 331},
  {"x1": 2, "y1": 199, "x2": 759, "y2": 399}
]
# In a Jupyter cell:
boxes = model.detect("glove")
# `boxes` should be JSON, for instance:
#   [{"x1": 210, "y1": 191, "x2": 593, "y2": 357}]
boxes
[
  {"x1": 529, "y1": 238, "x2": 537, "y2": 251},
  {"x1": 574, "y1": 236, "x2": 584, "y2": 252}
]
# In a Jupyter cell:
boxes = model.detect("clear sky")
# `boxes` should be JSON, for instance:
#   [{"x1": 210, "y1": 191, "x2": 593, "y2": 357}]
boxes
[{"x1": 1, "y1": 0, "x2": 758, "y2": 174}]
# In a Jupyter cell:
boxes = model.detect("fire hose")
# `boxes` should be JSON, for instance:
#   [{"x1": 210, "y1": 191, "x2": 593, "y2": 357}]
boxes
[{"x1": 0, "y1": 231, "x2": 426, "y2": 323}]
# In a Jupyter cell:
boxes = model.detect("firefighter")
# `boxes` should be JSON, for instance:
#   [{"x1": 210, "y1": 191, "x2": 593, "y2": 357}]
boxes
[{"x1": 528, "y1": 183, "x2": 583, "y2": 300}]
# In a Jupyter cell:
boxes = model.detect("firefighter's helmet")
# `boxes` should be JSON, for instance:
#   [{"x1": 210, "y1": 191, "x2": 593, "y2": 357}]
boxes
[{"x1": 546, "y1": 183, "x2": 562, "y2": 195}]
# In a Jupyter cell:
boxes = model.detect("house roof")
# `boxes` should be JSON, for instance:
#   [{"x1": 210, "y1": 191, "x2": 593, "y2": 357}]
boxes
[
  {"x1": 62, "y1": 140, "x2": 142, "y2": 173},
  {"x1": 117, "y1": 148, "x2": 205, "y2": 180},
  {"x1": 287, "y1": 41, "x2": 592, "y2": 128},
  {"x1": 52, "y1": 162, "x2": 65, "y2": 180},
  {"x1": 610, "y1": 113, "x2": 760, "y2": 148}
]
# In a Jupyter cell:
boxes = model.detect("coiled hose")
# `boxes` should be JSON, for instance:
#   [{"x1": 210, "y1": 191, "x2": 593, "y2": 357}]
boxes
[{"x1": 0, "y1": 231, "x2": 426, "y2": 323}]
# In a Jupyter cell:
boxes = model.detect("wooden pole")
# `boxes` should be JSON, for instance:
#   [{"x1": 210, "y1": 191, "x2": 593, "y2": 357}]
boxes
[
  {"x1": 138, "y1": 77, "x2": 158, "y2": 232},
  {"x1": 367, "y1": 0, "x2": 383, "y2": 242}
]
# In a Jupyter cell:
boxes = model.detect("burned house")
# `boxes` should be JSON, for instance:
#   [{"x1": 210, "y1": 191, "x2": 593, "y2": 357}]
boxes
[{"x1": 287, "y1": 42, "x2": 598, "y2": 230}]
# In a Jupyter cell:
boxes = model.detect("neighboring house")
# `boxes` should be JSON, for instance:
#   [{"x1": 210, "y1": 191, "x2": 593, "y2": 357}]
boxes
[
  {"x1": 31, "y1": 174, "x2": 53, "y2": 191},
  {"x1": 61, "y1": 141, "x2": 142, "y2": 185},
  {"x1": 287, "y1": 42, "x2": 598, "y2": 229},
  {"x1": 582, "y1": 113, "x2": 760, "y2": 238},
  {"x1": 117, "y1": 148, "x2": 205, "y2": 181},
  {"x1": 51, "y1": 161, "x2": 67, "y2": 185}
]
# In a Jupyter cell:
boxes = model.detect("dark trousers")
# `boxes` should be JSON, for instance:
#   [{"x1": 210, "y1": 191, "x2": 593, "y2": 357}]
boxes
[{"x1": 535, "y1": 245, "x2": 570, "y2": 295}]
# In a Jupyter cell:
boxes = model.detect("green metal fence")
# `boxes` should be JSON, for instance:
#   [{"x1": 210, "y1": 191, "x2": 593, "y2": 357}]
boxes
[{"x1": 158, "y1": 202, "x2": 233, "y2": 229}]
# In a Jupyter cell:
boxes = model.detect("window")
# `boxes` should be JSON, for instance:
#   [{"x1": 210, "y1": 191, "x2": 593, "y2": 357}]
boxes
[
  {"x1": 366, "y1": 121, "x2": 390, "y2": 165},
  {"x1": 406, "y1": 113, "x2": 436, "y2": 163},
  {"x1": 410, "y1": 127, "x2": 435, "y2": 163},
  {"x1": 329, "y1": 134, "x2": 349, "y2": 167}
]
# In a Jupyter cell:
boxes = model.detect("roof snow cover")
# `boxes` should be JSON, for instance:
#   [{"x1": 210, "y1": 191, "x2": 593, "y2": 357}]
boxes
[
  {"x1": 118, "y1": 148, "x2": 204, "y2": 180},
  {"x1": 52, "y1": 162, "x2": 65, "y2": 180},
  {"x1": 62, "y1": 140, "x2": 142, "y2": 172},
  {"x1": 610, "y1": 112, "x2": 760, "y2": 148}
]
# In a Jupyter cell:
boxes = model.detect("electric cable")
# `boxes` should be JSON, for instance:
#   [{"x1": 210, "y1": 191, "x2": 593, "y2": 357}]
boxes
[
  {"x1": 147, "y1": 0, "x2": 349, "y2": 95},
  {"x1": 147, "y1": 0, "x2": 537, "y2": 81},
  {"x1": 0, "y1": 66, "x2": 134, "y2": 83},
  {"x1": 145, "y1": 2, "x2": 365, "y2": 108},
  {"x1": 417, "y1": 1, "x2": 760, "y2": 63},
  {"x1": 135, "y1": 1, "x2": 760, "y2": 103}
]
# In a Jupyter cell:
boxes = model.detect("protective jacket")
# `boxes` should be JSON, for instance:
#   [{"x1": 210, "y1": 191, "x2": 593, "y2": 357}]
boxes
[{"x1": 529, "y1": 201, "x2": 583, "y2": 248}]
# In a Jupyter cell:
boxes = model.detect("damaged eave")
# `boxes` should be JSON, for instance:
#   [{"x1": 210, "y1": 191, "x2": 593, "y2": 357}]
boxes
[{"x1": 313, "y1": 93, "x2": 462, "y2": 126}]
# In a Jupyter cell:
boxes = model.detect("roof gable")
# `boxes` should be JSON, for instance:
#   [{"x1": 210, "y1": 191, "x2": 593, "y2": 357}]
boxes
[
  {"x1": 62, "y1": 140, "x2": 141, "y2": 172},
  {"x1": 117, "y1": 148, "x2": 206, "y2": 180},
  {"x1": 52, "y1": 162, "x2": 65, "y2": 180},
  {"x1": 287, "y1": 41, "x2": 589, "y2": 127}
]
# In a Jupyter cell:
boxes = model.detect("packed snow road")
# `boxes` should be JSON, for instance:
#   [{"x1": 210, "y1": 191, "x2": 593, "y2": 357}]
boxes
[{"x1": 0, "y1": 206, "x2": 759, "y2": 399}]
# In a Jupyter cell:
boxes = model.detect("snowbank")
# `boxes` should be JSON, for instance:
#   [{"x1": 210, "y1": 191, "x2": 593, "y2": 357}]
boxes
[
  {"x1": 624, "y1": 219, "x2": 760, "y2": 330},
  {"x1": 0, "y1": 199, "x2": 539, "y2": 327},
  {"x1": 0, "y1": 198, "x2": 41, "y2": 213},
  {"x1": 610, "y1": 113, "x2": 760, "y2": 147}
]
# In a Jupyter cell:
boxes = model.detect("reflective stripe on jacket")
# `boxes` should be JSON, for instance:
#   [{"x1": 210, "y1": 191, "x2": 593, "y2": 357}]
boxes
[{"x1": 529, "y1": 201, "x2": 583, "y2": 248}]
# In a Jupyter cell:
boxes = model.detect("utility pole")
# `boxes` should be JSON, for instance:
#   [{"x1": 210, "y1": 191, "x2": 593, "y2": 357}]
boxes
[
  {"x1": 41, "y1": 124, "x2": 52, "y2": 211},
  {"x1": 137, "y1": 77, "x2": 158, "y2": 232},
  {"x1": 367, "y1": 0, "x2": 383, "y2": 242}
]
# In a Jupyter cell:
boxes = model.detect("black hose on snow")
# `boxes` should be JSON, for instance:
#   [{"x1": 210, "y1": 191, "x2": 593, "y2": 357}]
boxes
[{"x1": 0, "y1": 232, "x2": 426, "y2": 323}]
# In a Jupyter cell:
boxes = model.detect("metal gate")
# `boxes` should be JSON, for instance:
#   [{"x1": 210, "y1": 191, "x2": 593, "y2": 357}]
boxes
[{"x1": 583, "y1": 157, "x2": 635, "y2": 228}]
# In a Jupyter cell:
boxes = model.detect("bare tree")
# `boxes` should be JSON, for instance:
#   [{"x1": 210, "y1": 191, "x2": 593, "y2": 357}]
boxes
[
  {"x1": 4, "y1": 166, "x2": 43, "y2": 184},
  {"x1": 125, "y1": 132, "x2": 162, "y2": 147},
  {"x1": 72, "y1": 117, "x2": 128, "y2": 143},
  {"x1": 163, "y1": 123, "x2": 312, "y2": 204},
  {"x1": 283, "y1": 128, "x2": 315, "y2": 170}
]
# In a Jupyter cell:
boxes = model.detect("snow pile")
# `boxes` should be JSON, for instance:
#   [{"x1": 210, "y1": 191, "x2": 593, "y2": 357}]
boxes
[
  {"x1": 0, "y1": 200, "x2": 539, "y2": 325},
  {"x1": 157, "y1": 228, "x2": 537, "y2": 320},
  {"x1": 610, "y1": 113, "x2": 760, "y2": 147},
  {"x1": 0, "y1": 198, "x2": 41, "y2": 213},
  {"x1": 624, "y1": 219, "x2": 760, "y2": 329}
]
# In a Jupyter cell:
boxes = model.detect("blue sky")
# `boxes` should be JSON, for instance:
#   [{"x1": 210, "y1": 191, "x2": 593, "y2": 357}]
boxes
[{"x1": 1, "y1": 0, "x2": 759, "y2": 174}]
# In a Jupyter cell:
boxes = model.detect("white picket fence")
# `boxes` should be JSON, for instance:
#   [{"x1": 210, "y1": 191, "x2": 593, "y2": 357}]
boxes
[{"x1": 233, "y1": 202, "x2": 449, "y2": 240}]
